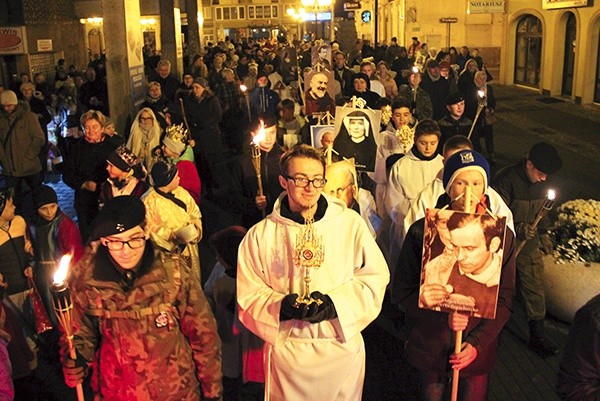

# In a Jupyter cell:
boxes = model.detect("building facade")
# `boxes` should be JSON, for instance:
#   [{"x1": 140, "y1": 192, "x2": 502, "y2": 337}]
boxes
[{"x1": 366, "y1": 0, "x2": 600, "y2": 104}]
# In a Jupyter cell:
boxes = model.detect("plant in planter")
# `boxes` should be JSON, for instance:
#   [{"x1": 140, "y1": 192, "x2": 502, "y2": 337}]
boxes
[
  {"x1": 550, "y1": 198, "x2": 600, "y2": 264},
  {"x1": 544, "y1": 198, "x2": 600, "y2": 322}
]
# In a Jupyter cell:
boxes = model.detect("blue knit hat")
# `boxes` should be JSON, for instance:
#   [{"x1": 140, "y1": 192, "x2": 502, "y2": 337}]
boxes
[{"x1": 443, "y1": 149, "x2": 490, "y2": 193}]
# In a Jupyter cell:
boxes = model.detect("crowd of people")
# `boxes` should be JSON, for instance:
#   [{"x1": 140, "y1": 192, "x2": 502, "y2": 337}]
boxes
[{"x1": 0, "y1": 32, "x2": 591, "y2": 401}]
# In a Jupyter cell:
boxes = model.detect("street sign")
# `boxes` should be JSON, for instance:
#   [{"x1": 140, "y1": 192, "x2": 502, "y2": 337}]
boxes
[
  {"x1": 439, "y1": 17, "x2": 458, "y2": 23},
  {"x1": 343, "y1": 2, "x2": 361, "y2": 10}
]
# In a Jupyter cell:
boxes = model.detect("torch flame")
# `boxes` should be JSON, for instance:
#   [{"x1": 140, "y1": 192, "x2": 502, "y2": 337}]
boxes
[
  {"x1": 547, "y1": 189, "x2": 556, "y2": 201},
  {"x1": 240, "y1": 84, "x2": 247, "y2": 92},
  {"x1": 252, "y1": 120, "x2": 266, "y2": 146},
  {"x1": 54, "y1": 254, "x2": 72, "y2": 286},
  {"x1": 478, "y1": 90, "x2": 485, "y2": 98}
]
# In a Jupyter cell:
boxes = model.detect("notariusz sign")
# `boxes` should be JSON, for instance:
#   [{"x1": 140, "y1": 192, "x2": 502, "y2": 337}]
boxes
[{"x1": 467, "y1": 1, "x2": 506, "y2": 14}]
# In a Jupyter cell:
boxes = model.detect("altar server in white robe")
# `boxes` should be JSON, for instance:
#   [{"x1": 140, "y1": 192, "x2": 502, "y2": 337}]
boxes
[{"x1": 237, "y1": 144, "x2": 389, "y2": 401}]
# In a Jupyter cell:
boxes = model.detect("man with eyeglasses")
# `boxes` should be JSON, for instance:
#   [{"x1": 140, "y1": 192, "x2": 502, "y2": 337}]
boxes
[
  {"x1": 237, "y1": 144, "x2": 389, "y2": 401},
  {"x1": 324, "y1": 159, "x2": 381, "y2": 238},
  {"x1": 61, "y1": 196, "x2": 222, "y2": 400}
]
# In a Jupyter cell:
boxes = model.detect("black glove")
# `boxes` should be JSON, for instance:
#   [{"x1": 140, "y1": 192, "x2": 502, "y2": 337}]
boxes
[
  {"x1": 280, "y1": 294, "x2": 319, "y2": 321},
  {"x1": 62, "y1": 351, "x2": 87, "y2": 388},
  {"x1": 302, "y1": 292, "x2": 338, "y2": 323},
  {"x1": 516, "y1": 223, "x2": 537, "y2": 241}
]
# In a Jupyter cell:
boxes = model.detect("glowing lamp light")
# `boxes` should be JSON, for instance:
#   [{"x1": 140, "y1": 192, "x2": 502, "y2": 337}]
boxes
[
  {"x1": 252, "y1": 120, "x2": 266, "y2": 146},
  {"x1": 547, "y1": 189, "x2": 556, "y2": 201},
  {"x1": 54, "y1": 254, "x2": 72, "y2": 286}
]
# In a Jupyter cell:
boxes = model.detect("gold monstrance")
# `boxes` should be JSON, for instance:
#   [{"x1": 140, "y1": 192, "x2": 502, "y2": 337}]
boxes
[{"x1": 292, "y1": 217, "x2": 325, "y2": 305}]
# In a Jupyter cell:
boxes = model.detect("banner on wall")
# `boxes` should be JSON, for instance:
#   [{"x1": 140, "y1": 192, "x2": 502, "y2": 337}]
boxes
[{"x1": 0, "y1": 26, "x2": 27, "y2": 55}]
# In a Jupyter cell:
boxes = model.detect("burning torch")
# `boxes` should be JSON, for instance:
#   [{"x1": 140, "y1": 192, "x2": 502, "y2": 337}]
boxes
[
  {"x1": 252, "y1": 120, "x2": 266, "y2": 218},
  {"x1": 52, "y1": 254, "x2": 85, "y2": 401},
  {"x1": 516, "y1": 189, "x2": 556, "y2": 256},
  {"x1": 240, "y1": 84, "x2": 251, "y2": 121},
  {"x1": 467, "y1": 90, "x2": 486, "y2": 140}
]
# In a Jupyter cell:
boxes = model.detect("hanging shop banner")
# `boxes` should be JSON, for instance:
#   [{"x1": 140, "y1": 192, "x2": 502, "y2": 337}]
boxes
[{"x1": 0, "y1": 26, "x2": 27, "y2": 55}]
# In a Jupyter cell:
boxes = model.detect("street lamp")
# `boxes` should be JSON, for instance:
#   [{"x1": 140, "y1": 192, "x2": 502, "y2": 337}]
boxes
[
  {"x1": 298, "y1": 0, "x2": 333, "y2": 40},
  {"x1": 287, "y1": 6, "x2": 306, "y2": 39}
]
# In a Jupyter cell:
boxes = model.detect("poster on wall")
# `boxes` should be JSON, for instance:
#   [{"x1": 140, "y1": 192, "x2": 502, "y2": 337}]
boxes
[
  {"x1": 0, "y1": 26, "x2": 27, "y2": 55},
  {"x1": 542, "y1": 0, "x2": 588, "y2": 9}
]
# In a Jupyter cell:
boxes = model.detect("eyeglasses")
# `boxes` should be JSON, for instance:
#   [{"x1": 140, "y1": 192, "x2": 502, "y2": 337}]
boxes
[
  {"x1": 102, "y1": 237, "x2": 146, "y2": 251},
  {"x1": 286, "y1": 176, "x2": 327, "y2": 188},
  {"x1": 329, "y1": 183, "x2": 354, "y2": 197}
]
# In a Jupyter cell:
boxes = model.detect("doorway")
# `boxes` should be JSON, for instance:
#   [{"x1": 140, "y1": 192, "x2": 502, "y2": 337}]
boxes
[
  {"x1": 561, "y1": 13, "x2": 576, "y2": 97},
  {"x1": 594, "y1": 31, "x2": 600, "y2": 103},
  {"x1": 514, "y1": 15, "x2": 543, "y2": 87}
]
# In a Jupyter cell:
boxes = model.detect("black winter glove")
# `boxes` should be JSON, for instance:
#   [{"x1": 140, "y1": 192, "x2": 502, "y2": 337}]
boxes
[
  {"x1": 279, "y1": 294, "x2": 319, "y2": 321},
  {"x1": 303, "y1": 291, "x2": 338, "y2": 323}
]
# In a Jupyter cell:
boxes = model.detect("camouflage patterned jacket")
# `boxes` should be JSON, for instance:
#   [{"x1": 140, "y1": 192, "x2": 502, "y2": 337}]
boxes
[{"x1": 69, "y1": 245, "x2": 222, "y2": 400}]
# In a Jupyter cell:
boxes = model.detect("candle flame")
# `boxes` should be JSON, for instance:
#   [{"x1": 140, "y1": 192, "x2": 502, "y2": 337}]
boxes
[
  {"x1": 411, "y1": 66, "x2": 419, "y2": 74},
  {"x1": 252, "y1": 120, "x2": 266, "y2": 146},
  {"x1": 54, "y1": 254, "x2": 72, "y2": 286},
  {"x1": 478, "y1": 90, "x2": 485, "y2": 98},
  {"x1": 547, "y1": 189, "x2": 556, "y2": 201},
  {"x1": 240, "y1": 84, "x2": 247, "y2": 92}
]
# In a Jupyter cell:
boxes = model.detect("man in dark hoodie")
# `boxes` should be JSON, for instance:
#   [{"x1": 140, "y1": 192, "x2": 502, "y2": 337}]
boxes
[{"x1": 249, "y1": 70, "x2": 279, "y2": 119}]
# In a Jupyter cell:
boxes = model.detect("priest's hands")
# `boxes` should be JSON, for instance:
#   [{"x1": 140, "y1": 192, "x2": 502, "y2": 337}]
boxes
[{"x1": 279, "y1": 292, "x2": 337, "y2": 323}]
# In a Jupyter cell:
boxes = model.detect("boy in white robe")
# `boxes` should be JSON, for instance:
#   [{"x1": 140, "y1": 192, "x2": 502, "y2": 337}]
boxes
[{"x1": 237, "y1": 145, "x2": 389, "y2": 401}]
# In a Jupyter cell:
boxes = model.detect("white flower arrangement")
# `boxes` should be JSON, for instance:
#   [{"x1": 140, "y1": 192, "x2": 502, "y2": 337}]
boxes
[{"x1": 551, "y1": 199, "x2": 600, "y2": 263}]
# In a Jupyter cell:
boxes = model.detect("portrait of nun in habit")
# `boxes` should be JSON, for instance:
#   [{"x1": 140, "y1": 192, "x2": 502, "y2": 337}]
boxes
[{"x1": 333, "y1": 110, "x2": 377, "y2": 172}]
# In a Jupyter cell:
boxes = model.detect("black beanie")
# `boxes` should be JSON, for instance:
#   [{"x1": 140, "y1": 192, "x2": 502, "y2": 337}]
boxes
[
  {"x1": 151, "y1": 159, "x2": 178, "y2": 188},
  {"x1": 528, "y1": 142, "x2": 562, "y2": 175},
  {"x1": 33, "y1": 185, "x2": 58, "y2": 209},
  {"x1": 90, "y1": 196, "x2": 146, "y2": 241}
]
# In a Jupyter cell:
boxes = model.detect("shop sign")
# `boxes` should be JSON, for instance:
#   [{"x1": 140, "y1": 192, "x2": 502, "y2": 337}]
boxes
[
  {"x1": 37, "y1": 39, "x2": 53, "y2": 52},
  {"x1": 344, "y1": 2, "x2": 361, "y2": 10},
  {"x1": 467, "y1": 1, "x2": 506, "y2": 14},
  {"x1": 0, "y1": 26, "x2": 27, "y2": 55},
  {"x1": 542, "y1": 0, "x2": 588, "y2": 9}
]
